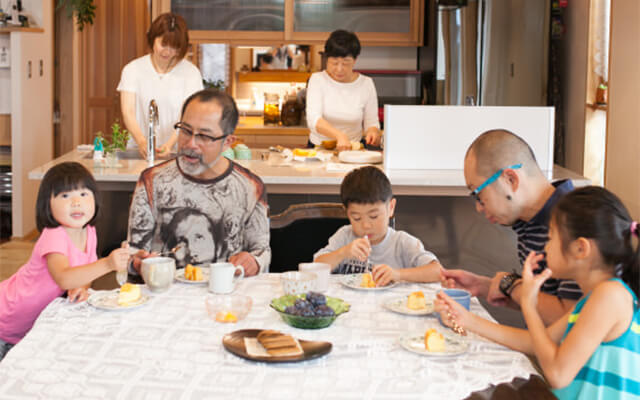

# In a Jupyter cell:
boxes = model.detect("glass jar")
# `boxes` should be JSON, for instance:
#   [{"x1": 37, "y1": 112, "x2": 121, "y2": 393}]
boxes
[
  {"x1": 263, "y1": 93, "x2": 280, "y2": 125},
  {"x1": 280, "y1": 94, "x2": 301, "y2": 126}
]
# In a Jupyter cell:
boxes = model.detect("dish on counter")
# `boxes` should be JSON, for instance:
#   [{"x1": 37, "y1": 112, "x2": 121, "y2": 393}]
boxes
[
  {"x1": 340, "y1": 273, "x2": 397, "y2": 291},
  {"x1": 383, "y1": 294, "x2": 435, "y2": 316},
  {"x1": 87, "y1": 289, "x2": 150, "y2": 310},
  {"x1": 222, "y1": 329, "x2": 332, "y2": 363},
  {"x1": 338, "y1": 150, "x2": 383, "y2": 164},
  {"x1": 399, "y1": 331, "x2": 469, "y2": 357}
]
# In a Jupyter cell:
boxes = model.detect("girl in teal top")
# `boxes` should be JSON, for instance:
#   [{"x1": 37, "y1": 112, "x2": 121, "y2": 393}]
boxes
[{"x1": 436, "y1": 186, "x2": 640, "y2": 399}]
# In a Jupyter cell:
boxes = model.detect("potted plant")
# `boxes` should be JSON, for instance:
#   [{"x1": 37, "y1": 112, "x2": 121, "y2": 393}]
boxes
[{"x1": 96, "y1": 121, "x2": 129, "y2": 167}]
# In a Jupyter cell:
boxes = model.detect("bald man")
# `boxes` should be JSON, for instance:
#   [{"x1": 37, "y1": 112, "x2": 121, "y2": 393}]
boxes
[{"x1": 442, "y1": 129, "x2": 581, "y2": 325}]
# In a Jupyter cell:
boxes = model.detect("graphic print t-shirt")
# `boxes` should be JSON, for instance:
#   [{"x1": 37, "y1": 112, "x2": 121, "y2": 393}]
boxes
[{"x1": 128, "y1": 160, "x2": 271, "y2": 271}]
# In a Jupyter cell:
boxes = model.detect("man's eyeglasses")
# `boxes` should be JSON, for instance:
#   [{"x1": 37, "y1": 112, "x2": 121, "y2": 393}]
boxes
[
  {"x1": 175, "y1": 122, "x2": 228, "y2": 146},
  {"x1": 470, "y1": 163, "x2": 522, "y2": 203}
]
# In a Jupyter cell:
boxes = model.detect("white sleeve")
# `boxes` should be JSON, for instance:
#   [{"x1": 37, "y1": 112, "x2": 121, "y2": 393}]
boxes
[
  {"x1": 313, "y1": 225, "x2": 351, "y2": 259},
  {"x1": 117, "y1": 62, "x2": 137, "y2": 93},
  {"x1": 398, "y1": 232, "x2": 438, "y2": 268},
  {"x1": 185, "y1": 64, "x2": 204, "y2": 97},
  {"x1": 305, "y1": 73, "x2": 324, "y2": 131},
  {"x1": 362, "y1": 78, "x2": 380, "y2": 130}
]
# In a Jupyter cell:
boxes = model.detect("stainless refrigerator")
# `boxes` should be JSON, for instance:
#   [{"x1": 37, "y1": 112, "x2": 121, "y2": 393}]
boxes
[{"x1": 437, "y1": 0, "x2": 550, "y2": 106}]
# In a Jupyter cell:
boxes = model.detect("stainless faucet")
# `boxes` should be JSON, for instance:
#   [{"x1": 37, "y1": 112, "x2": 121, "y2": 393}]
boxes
[{"x1": 148, "y1": 99, "x2": 158, "y2": 165}]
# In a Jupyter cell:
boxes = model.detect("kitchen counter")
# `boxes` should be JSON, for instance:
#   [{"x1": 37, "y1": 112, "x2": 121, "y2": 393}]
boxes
[{"x1": 28, "y1": 149, "x2": 589, "y2": 195}]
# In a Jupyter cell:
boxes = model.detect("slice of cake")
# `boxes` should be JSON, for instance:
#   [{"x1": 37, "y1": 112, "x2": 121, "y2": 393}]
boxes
[
  {"x1": 360, "y1": 272, "x2": 376, "y2": 288},
  {"x1": 407, "y1": 291, "x2": 427, "y2": 310},
  {"x1": 424, "y1": 328, "x2": 445, "y2": 352},
  {"x1": 184, "y1": 264, "x2": 202, "y2": 281},
  {"x1": 118, "y1": 283, "x2": 141, "y2": 306}
]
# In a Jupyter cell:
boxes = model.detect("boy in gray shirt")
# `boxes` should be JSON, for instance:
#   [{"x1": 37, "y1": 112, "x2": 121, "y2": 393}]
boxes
[{"x1": 314, "y1": 166, "x2": 443, "y2": 286}]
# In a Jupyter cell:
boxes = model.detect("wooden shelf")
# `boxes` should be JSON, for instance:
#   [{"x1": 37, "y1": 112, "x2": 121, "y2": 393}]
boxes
[
  {"x1": 0, "y1": 26, "x2": 44, "y2": 33},
  {"x1": 238, "y1": 71, "x2": 311, "y2": 83},
  {"x1": 586, "y1": 102, "x2": 608, "y2": 111}
]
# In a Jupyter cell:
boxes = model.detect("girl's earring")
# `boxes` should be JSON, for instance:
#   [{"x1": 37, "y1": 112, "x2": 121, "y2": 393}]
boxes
[{"x1": 506, "y1": 195, "x2": 512, "y2": 200}]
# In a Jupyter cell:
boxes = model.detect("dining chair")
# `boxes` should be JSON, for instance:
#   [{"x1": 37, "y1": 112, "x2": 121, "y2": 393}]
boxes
[{"x1": 268, "y1": 202, "x2": 349, "y2": 273}]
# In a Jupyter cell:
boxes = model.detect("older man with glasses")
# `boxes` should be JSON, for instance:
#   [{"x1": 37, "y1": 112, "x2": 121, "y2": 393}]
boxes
[
  {"x1": 127, "y1": 89, "x2": 270, "y2": 277},
  {"x1": 442, "y1": 129, "x2": 580, "y2": 325}
]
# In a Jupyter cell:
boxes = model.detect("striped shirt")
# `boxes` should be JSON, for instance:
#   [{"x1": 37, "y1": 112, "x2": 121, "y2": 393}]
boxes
[
  {"x1": 553, "y1": 278, "x2": 640, "y2": 399},
  {"x1": 511, "y1": 179, "x2": 582, "y2": 300}
]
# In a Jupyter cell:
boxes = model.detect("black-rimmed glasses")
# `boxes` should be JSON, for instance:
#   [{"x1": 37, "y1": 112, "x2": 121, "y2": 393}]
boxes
[{"x1": 174, "y1": 122, "x2": 228, "y2": 146}]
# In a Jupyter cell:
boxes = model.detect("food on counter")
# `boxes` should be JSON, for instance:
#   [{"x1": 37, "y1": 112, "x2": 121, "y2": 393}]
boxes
[
  {"x1": 351, "y1": 141, "x2": 363, "y2": 150},
  {"x1": 184, "y1": 264, "x2": 203, "y2": 281},
  {"x1": 221, "y1": 148, "x2": 235, "y2": 160},
  {"x1": 234, "y1": 143, "x2": 252, "y2": 160},
  {"x1": 118, "y1": 283, "x2": 141, "y2": 306},
  {"x1": 293, "y1": 148, "x2": 317, "y2": 157},
  {"x1": 407, "y1": 291, "x2": 427, "y2": 310},
  {"x1": 360, "y1": 272, "x2": 376, "y2": 288},
  {"x1": 321, "y1": 140, "x2": 337, "y2": 150},
  {"x1": 424, "y1": 328, "x2": 446, "y2": 352},
  {"x1": 215, "y1": 311, "x2": 238, "y2": 323},
  {"x1": 257, "y1": 330, "x2": 302, "y2": 356}
]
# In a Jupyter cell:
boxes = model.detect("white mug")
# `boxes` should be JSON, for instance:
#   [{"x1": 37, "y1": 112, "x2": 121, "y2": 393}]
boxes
[
  {"x1": 209, "y1": 262, "x2": 244, "y2": 294},
  {"x1": 141, "y1": 257, "x2": 175, "y2": 293},
  {"x1": 299, "y1": 262, "x2": 331, "y2": 292}
]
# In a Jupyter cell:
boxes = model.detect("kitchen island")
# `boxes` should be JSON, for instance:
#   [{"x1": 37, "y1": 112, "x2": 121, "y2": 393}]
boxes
[{"x1": 29, "y1": 149, "x2": 588, "y2": 326}]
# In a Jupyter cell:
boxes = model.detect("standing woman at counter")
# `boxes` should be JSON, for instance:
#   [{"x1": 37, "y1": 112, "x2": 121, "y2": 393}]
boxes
[
  {"x1": 306, "y1": 30, "x2": 382, "y2": 151},
  {"x1": 117, "y1": 13, "x2": 203, "y2": 158}
]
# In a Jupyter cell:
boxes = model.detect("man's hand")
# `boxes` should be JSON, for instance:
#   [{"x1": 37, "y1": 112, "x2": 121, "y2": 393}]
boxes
[
  {"x1": 440, "y1": 269, "x2": 491, "y2": 298},
  {"x1": 130, "y1": 248, "x2": 152, "y2": 274},
  {"x1": 229, "y1": 252, "x2": 259, "y2": 277},
  {"x1": 67, "y1": 287, "x2": 89, "y2": 303},
  {"x1": 371, "y1": 264, "x2": 396, "y2": 287}
]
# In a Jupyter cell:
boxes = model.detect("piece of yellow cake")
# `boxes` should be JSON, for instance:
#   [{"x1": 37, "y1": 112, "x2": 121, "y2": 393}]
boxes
[
  {"x1": 184, "y1": 264, "x2": 202, "y2": 281},
  {"x1": 293, "y1": 148, "x2": 317, "y2": 157},
  {"x1": 424, "y1": 328, "x2": 445, "y2": 352},
  {"x1": 407, "y1": 291, "x2": 427, "y2": 310},
  {"x1": 360, "y1": 272, "x2": 376, "y2": 288},
  {"x1": 118, "y1": 283, "x2": 141, "y2": 306}
]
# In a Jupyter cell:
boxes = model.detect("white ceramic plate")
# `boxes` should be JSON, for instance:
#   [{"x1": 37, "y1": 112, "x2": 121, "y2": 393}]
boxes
[
  {"x1": 174, "y1": 266, "x2": 210, "y2": 284},
  {"x1": 87, "y1": 289, "x2": 150, "y2": 310},
  {"x1": 338, "y1": 150, "x2": 383, "y2": 164},
  {"x1": 399, "y1": 332, "x2": 469, "y2": 357},
  {"x1": 340, "y1": 273, "x2": 397, "y2": 291},
  {"x1": 383, "y1": 295, "x2": 435, "y2": 315}
]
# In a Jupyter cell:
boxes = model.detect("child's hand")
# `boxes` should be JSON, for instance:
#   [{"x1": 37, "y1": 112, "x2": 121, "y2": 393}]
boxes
[
  {"x1": 344, "y1": 237, "x2": 371, "y2": 262},
  {"x1": 435, "y1": 291, "x2": 471, "y2": 333},
  {"x1": 108, "y1": 247, "x2": 131, "y2": 272},
  {"x1": 520, "y1": 251, "x2": 552, "y2": 308},
  {"x1": 371, "y1": 264, "x2": 397, "y2": 286},
  {"x1": 67, "y1": 287, "x2": 89, "y2": 303}
]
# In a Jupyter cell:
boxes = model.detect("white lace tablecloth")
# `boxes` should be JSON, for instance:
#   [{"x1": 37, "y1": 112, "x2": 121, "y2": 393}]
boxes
[{"x1": 0, "y1": 274, "x2": 538, "y2": 399}]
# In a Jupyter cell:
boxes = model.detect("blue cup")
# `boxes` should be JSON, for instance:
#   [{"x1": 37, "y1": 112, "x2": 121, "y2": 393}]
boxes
[{"x1": 438, "y1": 288, "x2": 471, "y2": 325}]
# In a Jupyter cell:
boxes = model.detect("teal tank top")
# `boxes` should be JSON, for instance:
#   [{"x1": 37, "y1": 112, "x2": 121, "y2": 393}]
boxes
[{"x1": 553, "y1": 278, "x2": 640, "y2": 399}]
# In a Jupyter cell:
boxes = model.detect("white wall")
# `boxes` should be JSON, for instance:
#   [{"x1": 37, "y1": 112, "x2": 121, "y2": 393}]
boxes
[
  {"x1": 11, "y1": 0, "x2": 53, "y2": 237},
  {"x1": 356, "y1": 46, "x2": 417, "y2": 70}
]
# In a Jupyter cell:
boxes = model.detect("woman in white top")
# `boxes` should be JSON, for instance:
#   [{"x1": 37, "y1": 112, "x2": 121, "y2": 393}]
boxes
[
  {"x1": 306, "y1": 30, "x2": 382, "y2": 151},
  {"x1": 117, "y1": 13, "x2": 203, "y2": 158}
]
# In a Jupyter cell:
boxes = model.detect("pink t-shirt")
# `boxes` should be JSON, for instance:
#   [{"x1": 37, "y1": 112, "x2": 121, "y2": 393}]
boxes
[{"x1": 0, "y1": 226, "x2": 97, "y2": 344}]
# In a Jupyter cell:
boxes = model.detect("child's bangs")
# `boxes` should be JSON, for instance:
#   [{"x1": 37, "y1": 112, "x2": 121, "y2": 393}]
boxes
[{"x1": 51, "y1": 174, "x2": 93, "y2": 197}]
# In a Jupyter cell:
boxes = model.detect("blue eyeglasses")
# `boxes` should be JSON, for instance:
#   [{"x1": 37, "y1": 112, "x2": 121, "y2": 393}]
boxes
[{"x1": 470, "y1": 163, "x2": 522, "y2": 202}]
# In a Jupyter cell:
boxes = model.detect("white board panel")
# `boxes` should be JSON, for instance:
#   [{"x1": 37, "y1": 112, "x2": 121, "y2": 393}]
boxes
[{"x1": 383, "y1": 106, "x2": 555, "y2": 172}]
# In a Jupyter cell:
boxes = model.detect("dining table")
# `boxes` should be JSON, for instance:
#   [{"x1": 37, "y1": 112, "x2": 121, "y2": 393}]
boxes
[{"x1": 0, "y1": 274, "x2": 541, "y2": 399}]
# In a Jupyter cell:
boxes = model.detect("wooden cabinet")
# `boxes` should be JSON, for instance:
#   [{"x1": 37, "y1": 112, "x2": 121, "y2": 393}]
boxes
[{"x1": 153, "y1": 0, "x2": 424, "y2": 46}]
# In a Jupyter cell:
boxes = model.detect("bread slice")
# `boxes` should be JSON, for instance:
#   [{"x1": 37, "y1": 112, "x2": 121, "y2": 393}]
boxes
[{"x1": 257, "y1": 330, "x2": 302, "y2": 356}]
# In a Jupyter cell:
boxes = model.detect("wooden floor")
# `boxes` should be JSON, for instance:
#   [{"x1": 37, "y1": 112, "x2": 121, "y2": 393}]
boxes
[{"x1": 0, "y1": 237, "x2": 118, "y2": 289}]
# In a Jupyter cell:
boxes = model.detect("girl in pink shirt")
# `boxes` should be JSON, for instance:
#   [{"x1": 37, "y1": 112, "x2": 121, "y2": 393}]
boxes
[{"x1": 0, "y1": 162, "x2": 130, "y2": 361}]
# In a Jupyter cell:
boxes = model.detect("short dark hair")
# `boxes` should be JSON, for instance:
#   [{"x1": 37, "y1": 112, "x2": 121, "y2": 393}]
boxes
[
  {"x1": 180, "y1": 89, "x2": 239, "y2": 136},
  {"x1": 552, "y1": 186, "x2": 640, "y2": 297},
  {"x1": 340, "y1": 166, "x2": 392, "y2": 207},
  {"x1": 324, "y1": 29, "x2": 361, "y2": 59},
  {"x1": 36, "y1": 162, "x2": 99, "y2": 232},
  {"x1": 147, "y1": 13, "x2": 189, "y2": 60}
]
